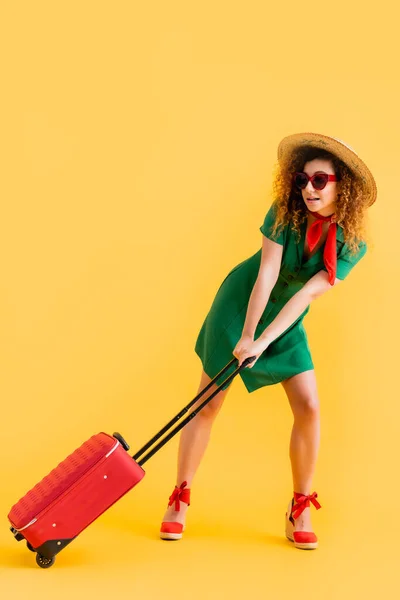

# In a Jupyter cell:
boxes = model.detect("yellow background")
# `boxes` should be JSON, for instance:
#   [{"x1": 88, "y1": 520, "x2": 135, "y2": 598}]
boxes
[{"x1": 0, "y1": 1, "x2": 398, "y2": 598}]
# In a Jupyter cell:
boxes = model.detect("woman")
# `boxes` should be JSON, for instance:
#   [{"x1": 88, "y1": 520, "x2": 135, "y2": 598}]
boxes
[{"x1": 159, "y1": 132, "x2": 376, "y2": 550}]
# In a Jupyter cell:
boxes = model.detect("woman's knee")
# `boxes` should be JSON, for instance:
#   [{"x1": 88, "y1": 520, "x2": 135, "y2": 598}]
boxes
[
  {"x1": 291, "y1": 393, "x2": 320, "y2": 420},
  {"x1": 282, "y1": 371, "x2": 320, "y2": 420},
  {"x1": 193, "y1": 370, "x2": 230, "y2": 420}
]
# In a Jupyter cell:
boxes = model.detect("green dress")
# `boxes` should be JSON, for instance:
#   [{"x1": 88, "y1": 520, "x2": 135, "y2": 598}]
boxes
[{"x1": 194, "y1": 203, "x2": 367, "y2": 393}]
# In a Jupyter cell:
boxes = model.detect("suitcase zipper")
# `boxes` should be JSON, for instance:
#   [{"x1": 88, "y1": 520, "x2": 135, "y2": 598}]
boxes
[
  {"x1": 14, "y1": 518, "x2": 37, "y2": 532},
  {"x1": 105, "y1": 440, "x2": 119, "y2": 458}
]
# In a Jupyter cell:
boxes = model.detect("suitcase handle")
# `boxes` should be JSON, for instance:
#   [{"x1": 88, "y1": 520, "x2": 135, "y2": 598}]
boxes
[{"x1": 133, "y1": 355, "x2": 256, "y2": 466}]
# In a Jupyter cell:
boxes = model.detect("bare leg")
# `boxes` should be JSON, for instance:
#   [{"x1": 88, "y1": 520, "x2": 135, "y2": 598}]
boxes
[
  {"x1": 161, "y1": 369, "x2": 231, "y2": 526},
  {"x1": 281, "y1": 370, "x2": 320, "y2": 532}
]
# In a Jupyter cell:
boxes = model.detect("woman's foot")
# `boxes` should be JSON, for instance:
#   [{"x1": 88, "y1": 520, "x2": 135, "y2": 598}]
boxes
[
  {"x1": 285, "y1": 491, "x2": 321, "y2": 550},
  {"x1": 160, "y1": 481, "x2": 191, "y2": 540}
]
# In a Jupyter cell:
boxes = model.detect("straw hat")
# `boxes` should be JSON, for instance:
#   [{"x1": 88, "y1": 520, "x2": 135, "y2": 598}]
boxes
[{"x1": 277, "y1": 132, "x2": 377, "y2": 206}]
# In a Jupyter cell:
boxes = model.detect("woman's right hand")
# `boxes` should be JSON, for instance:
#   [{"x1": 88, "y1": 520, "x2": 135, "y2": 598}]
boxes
[{"x1": 233, "y1": 335, "x2": 254, "y2": 364}]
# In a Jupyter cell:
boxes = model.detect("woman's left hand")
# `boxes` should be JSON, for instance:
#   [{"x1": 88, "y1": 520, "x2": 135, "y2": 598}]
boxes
[{"x1": 233, "y1": 337, "x2": 269, "y2": 368}]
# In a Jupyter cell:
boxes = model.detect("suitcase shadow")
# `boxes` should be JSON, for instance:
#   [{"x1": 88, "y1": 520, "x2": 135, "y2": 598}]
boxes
[
  {"x1": 0, "y1": 545, "x2": 90, "y2": 569},
  {"x1": 0, "y1": 546, "x2": 36, "y2": 569}
]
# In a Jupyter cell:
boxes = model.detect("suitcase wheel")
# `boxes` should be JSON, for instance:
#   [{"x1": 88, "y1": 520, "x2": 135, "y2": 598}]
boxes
[
  {"x1": 112, "y1": 432, "x2": 130, "y2": 451},
  {"x1": 36, "y1": 554, "x2": 55, "y2": 569}
]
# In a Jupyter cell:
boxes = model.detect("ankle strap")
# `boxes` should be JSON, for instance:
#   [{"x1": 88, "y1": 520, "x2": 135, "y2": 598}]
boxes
[
  {"x1": 168, "y1": 481, "x2": 191, "y2": 510},
  {"x1": 292, "y1": 492, "x2": 321, "y2": 520}
]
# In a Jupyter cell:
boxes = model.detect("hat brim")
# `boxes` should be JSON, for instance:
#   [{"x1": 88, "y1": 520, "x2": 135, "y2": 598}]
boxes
[{"x1": 277, "y1": 132, "x2": 377, "y2": 207}]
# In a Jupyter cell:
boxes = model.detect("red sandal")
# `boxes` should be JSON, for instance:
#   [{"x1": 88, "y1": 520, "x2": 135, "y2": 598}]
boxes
[
  {"x1": 285, "y1": 491, "x2": 321, "y2": 550},
  {"x1": 160, "y1": 481, "x2": 191, "y2": 540}
]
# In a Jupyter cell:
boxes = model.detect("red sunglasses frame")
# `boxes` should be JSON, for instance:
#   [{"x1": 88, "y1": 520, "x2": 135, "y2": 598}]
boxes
[{"x1": 293, "y1": 172, "x2": 338, "y2": 190}]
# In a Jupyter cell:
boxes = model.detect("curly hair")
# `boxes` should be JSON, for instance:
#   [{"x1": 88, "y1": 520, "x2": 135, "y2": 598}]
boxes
[{"x1": 269, "y1": 146, "x2": 369, "y2": 254}]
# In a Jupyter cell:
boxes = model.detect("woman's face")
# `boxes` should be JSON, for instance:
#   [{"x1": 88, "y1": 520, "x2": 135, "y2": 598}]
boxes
[{"x1": 299, "y1": 158, "x2": 339, "y2": 216}]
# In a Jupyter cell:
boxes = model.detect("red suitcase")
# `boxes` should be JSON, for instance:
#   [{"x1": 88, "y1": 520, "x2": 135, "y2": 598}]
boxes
[{"x1": 8, "y1": 355, "x2": 255, "y2": 568}]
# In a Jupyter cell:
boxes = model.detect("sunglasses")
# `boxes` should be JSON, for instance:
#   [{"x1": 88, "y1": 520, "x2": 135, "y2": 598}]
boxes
[{"x1": 293, "y1": 172, "x2": 338, "y2": 191}]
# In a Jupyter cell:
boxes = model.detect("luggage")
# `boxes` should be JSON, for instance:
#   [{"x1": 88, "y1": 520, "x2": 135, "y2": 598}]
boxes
[{"x1": 8, "y1": 355, "x2": 255, "y2": 568}]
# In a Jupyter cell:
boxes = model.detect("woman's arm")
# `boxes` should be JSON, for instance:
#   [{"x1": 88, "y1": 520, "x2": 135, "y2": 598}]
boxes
[
  {"x1": 258, "y1": 270, "x2": 341, "y2": 346},
  {"x1": 241, "y1": 235, "x2": 283, "y2": 338}
]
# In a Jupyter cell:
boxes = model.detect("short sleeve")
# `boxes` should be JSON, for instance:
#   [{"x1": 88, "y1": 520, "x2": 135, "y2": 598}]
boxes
[
  {"x1": 333, "y1": 241, "x2": 368, "y2": 280},
  {"x1": 260, "y1": 203, "x2": 286, "y2": 246}
]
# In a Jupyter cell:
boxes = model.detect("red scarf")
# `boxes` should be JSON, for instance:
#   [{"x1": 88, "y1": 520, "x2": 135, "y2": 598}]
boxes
[{"x1": 306, "y1": 211, "x2": 337, "y2": 285}]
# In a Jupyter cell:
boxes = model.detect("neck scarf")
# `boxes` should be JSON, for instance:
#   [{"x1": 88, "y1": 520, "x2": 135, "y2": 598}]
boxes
[{"x1": 306, "y1": 211, "x2": 337, "y2": 285}]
